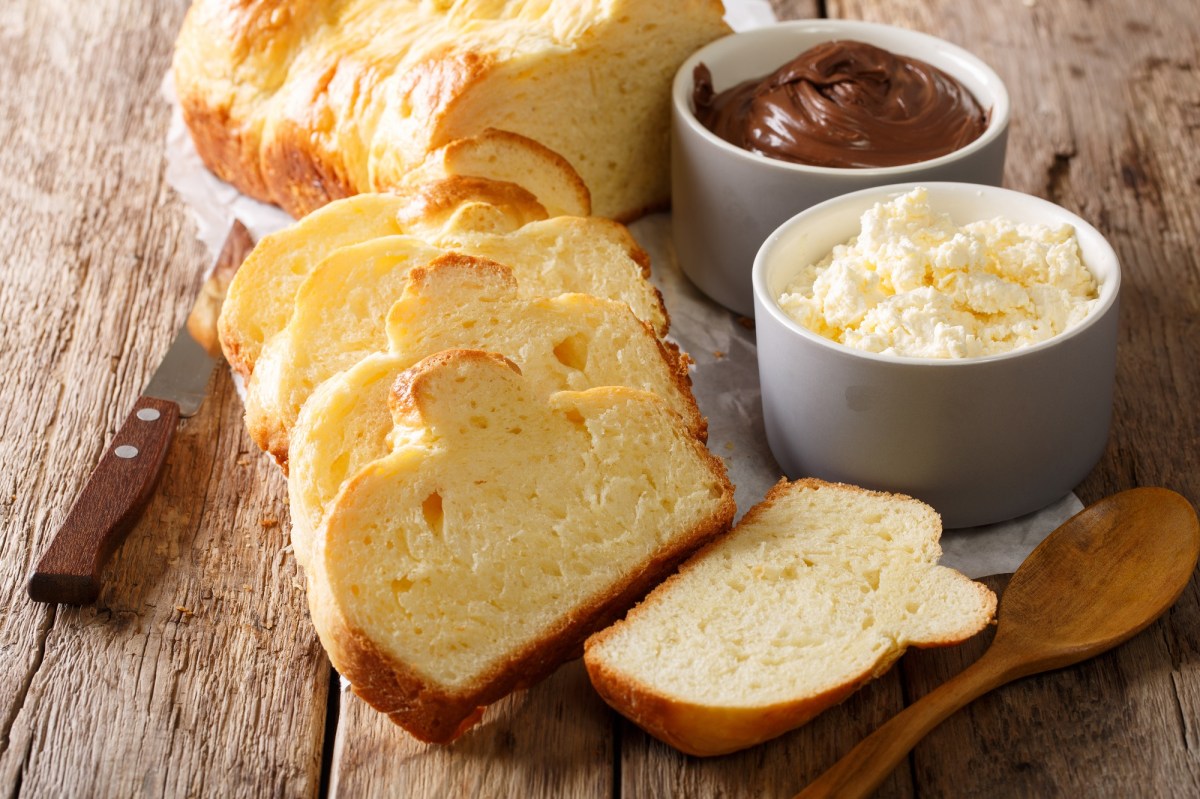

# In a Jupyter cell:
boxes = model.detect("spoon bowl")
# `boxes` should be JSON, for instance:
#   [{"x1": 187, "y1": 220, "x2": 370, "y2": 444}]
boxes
[
  {"x1": 994, "y1": 487, "x2": 1200, "y2": 670},
  {"x1": 796, "y1": 487, "x2": 1200, "y2": 799}
]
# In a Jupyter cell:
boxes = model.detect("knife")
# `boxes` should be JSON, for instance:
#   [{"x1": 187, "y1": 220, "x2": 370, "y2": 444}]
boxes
[{"x1": 27, "y1": 221, "x2": 255, "y2": 605}]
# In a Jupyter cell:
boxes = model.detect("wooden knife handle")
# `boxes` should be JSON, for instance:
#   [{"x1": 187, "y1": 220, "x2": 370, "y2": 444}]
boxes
[{"x1": 27, "y1": 396, "x2": 179, "y2": 605}]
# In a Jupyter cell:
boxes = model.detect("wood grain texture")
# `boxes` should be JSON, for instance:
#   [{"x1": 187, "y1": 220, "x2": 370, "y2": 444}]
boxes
[
  {"x1": 0, "y1": 1, "x2": 328, "y2": 796},
  {"x1": 331, "y1": 661, "x2": 612, "y2": 798},
  {"x1": 768, "y1": 0, "x2": 820, "y2": 20}
]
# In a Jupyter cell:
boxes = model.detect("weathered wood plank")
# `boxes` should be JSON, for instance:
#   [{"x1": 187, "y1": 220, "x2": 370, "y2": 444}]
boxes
[
  {"x1": 0, "y1": 1, "x2": 329, "y2": 796},
  {"x1": 768, "y1": 0, "x2": 821, "y2": 20},
  {"x1": 331, "y1": 661, "x2": 612, "y2": 798}
]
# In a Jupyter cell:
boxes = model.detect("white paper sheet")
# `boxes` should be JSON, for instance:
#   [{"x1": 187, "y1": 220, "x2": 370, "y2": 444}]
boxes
[
  {"x1": 162, "y1": 0, "x2": 1081, "y2": 579},
  {"x1": 724, "y1": 0, "x2": 780, "y2": 30}
]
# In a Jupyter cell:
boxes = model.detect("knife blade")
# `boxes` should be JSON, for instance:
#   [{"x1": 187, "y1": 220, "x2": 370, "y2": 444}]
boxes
[{"x1": 27, "y1": 221, "x2": 255, "y2": 605}]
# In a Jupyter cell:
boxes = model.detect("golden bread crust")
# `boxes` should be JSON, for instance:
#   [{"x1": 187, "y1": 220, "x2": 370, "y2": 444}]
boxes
[
  {"x1": 172, "y1": 0, "x2": 730, "y2": 220},
  {"x1": 584, "y1": 478, "x2": 998, "y2": 756},
  {"x1": 391, "y1": 177, "x2": 546, "y2": 233}
]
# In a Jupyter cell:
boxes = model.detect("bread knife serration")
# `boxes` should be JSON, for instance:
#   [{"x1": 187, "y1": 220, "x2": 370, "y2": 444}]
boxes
[{"x1": 27, "y1": 221, "x2": 254, "y2": 605}]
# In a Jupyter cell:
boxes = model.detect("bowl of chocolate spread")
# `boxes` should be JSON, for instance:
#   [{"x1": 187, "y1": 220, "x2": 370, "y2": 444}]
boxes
[{"x1": 672, "y1": 21, "x2": 1009, "y2": 316}]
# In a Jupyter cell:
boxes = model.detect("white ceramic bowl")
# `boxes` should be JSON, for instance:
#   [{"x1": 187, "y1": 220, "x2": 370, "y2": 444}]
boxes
[
  {"x1": 752, "y1": 182, "x2": 1121, "y2": 528},
  {"x1": 672, "y1": 20, "x2": 1010, "y2": 317}
]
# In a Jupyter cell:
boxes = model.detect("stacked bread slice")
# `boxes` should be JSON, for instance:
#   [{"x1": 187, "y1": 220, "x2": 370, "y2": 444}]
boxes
[
  {"x1": 218, "y1": 143, "x2": 735, "y2": 742},
  {"x1": 243, "y1": 219, "x2": 675, "y2": 465},
  {"x1": 224, "y1": 135, "x2": 672, "y2": 467},
  {"x1": 220, "y1": 131, "x2": 600, "y2": 380},
  {"x1": 219, "y1": 133, "x2": 993, "y2": 751},
  {"x1": 287, "y1": 255, "x2": 706, "y2": 567}
]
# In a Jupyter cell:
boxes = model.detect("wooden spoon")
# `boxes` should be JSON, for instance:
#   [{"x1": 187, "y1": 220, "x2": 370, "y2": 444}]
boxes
[{"x1": 795, "y1": 487, "x2": 1200, "y2": 799}]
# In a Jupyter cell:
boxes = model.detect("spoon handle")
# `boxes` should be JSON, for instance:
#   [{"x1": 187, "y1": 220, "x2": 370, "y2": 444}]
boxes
[{"x1": 794, "y1": 645, "x2": 1021, "y2": 799}]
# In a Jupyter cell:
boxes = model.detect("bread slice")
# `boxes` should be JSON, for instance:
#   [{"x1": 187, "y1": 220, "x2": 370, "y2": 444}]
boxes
[
  {"x1": 245, "y1": 217, "x2": 670, "y2": 465},
  {"x1": 174, "y1": 0, "x2": 730, "y2": 219},
  {"x1": 244, "y1": 236, "x2": 443, "y2": 465},
  {"x1": 429, "y1": 215, "x2": 665, "y2": 336},
  {"x1": 394, "y1": 129, "x2": 591, "y2": 219},
  {"x1": 220, "y1": 193, "x2": 413, "y2": 377},
  {"x1": 583, "y1": 478, "x2": 998, "y2": 757},
  {"x1": 286, "y1": 257, "x2": 704, "y2": 566},
  {"x1": 219, "y1": 130, "x2": 584, "y2": 378},
  {"x1": 220, "y1": 196, "x2": 666, "y2": 382},
  {"x1": 305, "y1": 349, "x2": 735, "y2": 743}
]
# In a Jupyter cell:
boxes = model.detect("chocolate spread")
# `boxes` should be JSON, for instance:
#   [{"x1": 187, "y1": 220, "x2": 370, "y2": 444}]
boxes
[{"x1": 693, "y1": 40, "x2": 989, "y2": 168}]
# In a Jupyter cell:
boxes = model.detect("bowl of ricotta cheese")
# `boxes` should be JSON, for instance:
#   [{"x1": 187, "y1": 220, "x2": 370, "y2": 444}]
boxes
[{"x1": 752, "y1": 183, "x2": 1121, "y2": 528}]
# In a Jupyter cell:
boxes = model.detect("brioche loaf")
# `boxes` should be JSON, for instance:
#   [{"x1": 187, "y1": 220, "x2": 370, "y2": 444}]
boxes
[
  {"x1": 584, "y1": 479, "x2": 997, "y2": 757},
  {"x1": 305, "y1": 350, "x2": 735, "y2": 742},
  {"x1": 173, "y1": 0, "x2": 730, "y2": 220},
  {"x1": 286, "y1": 257, "x2": 703, "y2": 565}
]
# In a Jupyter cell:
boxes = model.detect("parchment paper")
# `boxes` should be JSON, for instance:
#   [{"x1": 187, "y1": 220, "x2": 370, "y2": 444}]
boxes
[{"x1": 162, "y1": 1, "x2": 1082, "y2": 578}]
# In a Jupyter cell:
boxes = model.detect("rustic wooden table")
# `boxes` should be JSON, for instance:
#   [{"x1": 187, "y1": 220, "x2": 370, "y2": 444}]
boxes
[{"x1": 2, "y1": 0, "x2": 1198, "y2": 796}]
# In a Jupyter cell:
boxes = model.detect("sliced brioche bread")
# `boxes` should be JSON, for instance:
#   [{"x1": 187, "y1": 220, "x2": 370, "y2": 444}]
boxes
[
  {"x1": 246, "y1": 220, "x2": 669, "y2": 465},
  {"x1": 431, "y1": 215, "x2": 665, "y2": 336},
  {"x1": 306, "y1": 350, "x2": 735, "y2": 743},
  {"x1": 384, "y1": 258, "x2": 687, "y2": 420},
  {"x1": 219, "y1": 129, "x2": 590, "y2": 377},
  {"x1": 174, "y1": 0, "x2": 729, "y2": 219},
  {"x1": 387, "y1": 176, "x2": 549, "y2": 239},
  {"x1": 220, "y1": 193, "x2": 414, "y2": 377},
  {"x1": 287, "y1": 257, "x2": 704, "y2": 565},
  {"x1": 583, "y1": 478, "x2": 997, "y2": 757},
  {"x1": 244, "y1": 237, "x2": 444, "y2": 464},
  {"x1": 221, "y1": 201, "x2": 665, "y2": 381}
]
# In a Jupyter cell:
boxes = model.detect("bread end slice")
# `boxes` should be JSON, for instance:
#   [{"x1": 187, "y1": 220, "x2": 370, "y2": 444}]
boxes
[{"x1": 584, "y1": 478, "x2": 997, "y2": 757}]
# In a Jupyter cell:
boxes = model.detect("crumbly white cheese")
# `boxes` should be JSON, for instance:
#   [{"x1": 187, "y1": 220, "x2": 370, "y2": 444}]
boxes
[{"x1": 778, "y1": 188, "x2": 1100, "y2": 358}]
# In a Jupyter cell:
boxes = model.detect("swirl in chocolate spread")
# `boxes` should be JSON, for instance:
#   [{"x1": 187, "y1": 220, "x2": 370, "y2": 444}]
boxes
[{"x1": 693, "y1": 40, "x2": 989, "y2": 169}]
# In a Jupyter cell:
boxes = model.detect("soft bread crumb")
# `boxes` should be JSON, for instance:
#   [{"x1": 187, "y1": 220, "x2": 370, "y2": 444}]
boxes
[
  {"x1": 236, "y1": 201, "x2": 668, "y2": 467},
  {"x1": 584, "y1": 478, "x2": 996, "y2": 757},
  {"x1": 286, "y1": 256, "x2": 701, "y2": 568},
  {"x1": 306, "y1": 351, "x2": 734, "y2": 743}
]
